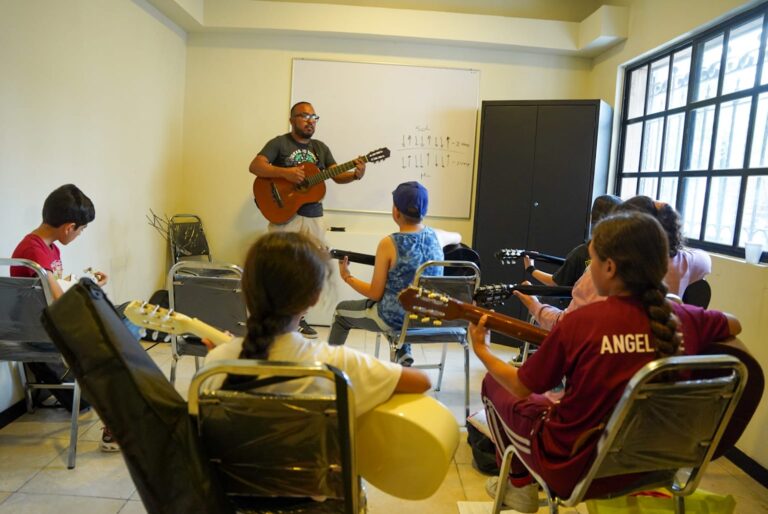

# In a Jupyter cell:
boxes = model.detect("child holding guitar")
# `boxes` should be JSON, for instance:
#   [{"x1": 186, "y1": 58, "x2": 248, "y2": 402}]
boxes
[
  {"x1": 202, "y1": 231, "x2": 431, "y2": 416},
  {"x1": 328, "y1": 181, "x2": 461, "y2": 365},
  {"x1": 469, "y1": 212, "x2": 741, "y2": 512}
]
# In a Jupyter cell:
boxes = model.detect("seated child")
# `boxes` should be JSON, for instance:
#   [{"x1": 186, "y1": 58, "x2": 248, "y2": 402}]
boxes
[
  {"x1": 470, "y1": 211, "x2": 741, "y2": 512},
  {"x1": 10, "y1": 184, "x2": 133, "y2": 452},
  {"x1": 203, "y1": 231, "x2": 431, "y2": 416},
  {"x1": 328, "y1": 181, "x2": 460, "y2": 365}
]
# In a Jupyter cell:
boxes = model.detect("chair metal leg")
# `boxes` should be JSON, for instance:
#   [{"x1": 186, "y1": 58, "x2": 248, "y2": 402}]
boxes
[
  {"x1": 18, "y1": 363, "x2": 35, "y2": 413},
  {"x1": 169, "y1": 356, "x2": 178, "y2": 385},
  {"x1": 434, "y1": 343, "x2": 448, "y2": 392},
  {"x1": 674, "y1": 494, "x2": 685, "y2": 514},
  {"x1": 194, "y1": 356, "x2": 202, "y2": 371},
  {"x1": 66, "y1": 381, "x2": 81, "y2": 469},
  {"x1": 463, "y1": 344, "x2": 470, "y2": 421},
  {"x1": 521, "y1": 342, "x2": 531, "y2": 363},
  {"x1": 374, "y1": 333, "x2": 381, "y2": 359},
  {"x1": 492, "y1": 445, "x2": 516, "y2": 514}
]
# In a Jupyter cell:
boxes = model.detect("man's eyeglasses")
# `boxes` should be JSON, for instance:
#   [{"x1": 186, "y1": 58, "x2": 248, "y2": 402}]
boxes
[{"x1": 293, "y1": 113, "x2": 320, "y2": 121}]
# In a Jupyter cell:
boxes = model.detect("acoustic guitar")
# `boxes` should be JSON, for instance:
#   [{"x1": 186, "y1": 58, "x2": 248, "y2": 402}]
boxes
[
  {"x1": 123, "y1": 300, "x2": 459, "y2": 500},
  {"x1": 253, "y1": 147, "x2": 391, "y2": 224},
  {"x1": 495, "y1": 248, "x2": 566, "y2": 266},
  {"x1": 398, "y1": 286, "x2": 549, "y2": 345}
]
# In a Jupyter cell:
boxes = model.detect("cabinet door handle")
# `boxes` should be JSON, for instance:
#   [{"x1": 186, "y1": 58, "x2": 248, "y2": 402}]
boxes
[{"x1": 533, "y1": 201, "x2": 539, "y2": 207}]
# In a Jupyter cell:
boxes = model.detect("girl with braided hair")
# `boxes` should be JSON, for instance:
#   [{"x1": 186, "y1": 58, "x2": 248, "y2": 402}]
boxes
[
  {"x1": 204, "y1": 231, "x2": 430, "y2": 415},
  {"x1": 470, "y1": 212, "x2": 740, "y2": 512}
]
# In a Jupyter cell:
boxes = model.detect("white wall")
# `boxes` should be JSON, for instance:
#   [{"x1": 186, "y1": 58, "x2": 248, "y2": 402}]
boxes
[
  {"x1": 0, "y1": 0, "x2": 187, "y2": 411},
  {"x1": 180, "y1": 32, "x2": 592, "y2": 265},
  {"x1": 587, "y1": 0, "x2": 768, "y2": 469}
]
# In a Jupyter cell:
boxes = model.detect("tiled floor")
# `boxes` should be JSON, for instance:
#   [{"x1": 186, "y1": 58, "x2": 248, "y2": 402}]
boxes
[{"x1": 1, "y1": 327, "x2": 766, "y2": 513}]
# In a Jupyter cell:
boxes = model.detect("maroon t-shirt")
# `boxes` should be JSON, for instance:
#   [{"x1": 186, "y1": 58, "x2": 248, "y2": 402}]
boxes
[
  {"x1": 518, "y1": 296, "x2": 730, "y2": 462},
  {"x1": 10, "y1": 234, "x2": 62, "y2": 278}
]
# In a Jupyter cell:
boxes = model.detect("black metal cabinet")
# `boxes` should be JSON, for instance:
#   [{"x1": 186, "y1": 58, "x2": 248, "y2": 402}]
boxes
[{"x1": 472, "y1": 100, "x2": 612, "y2": 338}]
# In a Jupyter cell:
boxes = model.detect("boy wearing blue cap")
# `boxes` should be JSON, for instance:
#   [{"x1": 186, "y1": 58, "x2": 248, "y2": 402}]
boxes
[{"x1": 329, "y1": 181, "x2": 460, "y2": 365}]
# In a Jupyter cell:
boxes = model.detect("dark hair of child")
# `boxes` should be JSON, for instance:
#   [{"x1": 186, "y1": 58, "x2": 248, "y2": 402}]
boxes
[
  {"x1": 42, "y1": 184, "x2": 95, "y2": 228},
  {"x1": 591, "y1": 212, "x2": 682, "y2": 357},
  {"x1": 239, "y1": 231, "x2": 331, "y2": 360},
  {"x1": 618, "y1": 195, "x2": 684, "y2": 257},
  {"x1": 590, "y1": 194, "x2": 623, "y2": 227}
]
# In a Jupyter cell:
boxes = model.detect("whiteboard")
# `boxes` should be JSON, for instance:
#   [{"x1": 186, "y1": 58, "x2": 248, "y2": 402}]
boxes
[{"x1": 291, "y1": 59, "x2": 479, "y2": 218}]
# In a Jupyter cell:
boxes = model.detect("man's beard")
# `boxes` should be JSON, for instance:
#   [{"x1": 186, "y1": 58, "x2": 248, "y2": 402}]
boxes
[{"x1": 296, "y1": 125, "x2": 314, "y2": 139}]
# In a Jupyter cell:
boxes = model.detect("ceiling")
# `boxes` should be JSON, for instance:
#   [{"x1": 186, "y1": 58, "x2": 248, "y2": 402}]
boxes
[{"x1": 258, "y1": 0, "x2": 632, "y2": 22}]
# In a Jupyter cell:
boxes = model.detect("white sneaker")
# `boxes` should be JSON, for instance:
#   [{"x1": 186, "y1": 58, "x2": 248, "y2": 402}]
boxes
[
  {"x1": 100, "y1": 427, "x2": 120, "y2": 453},
  {"x1": 485, "y1": 476, "x2": 539, "y2": 513}
]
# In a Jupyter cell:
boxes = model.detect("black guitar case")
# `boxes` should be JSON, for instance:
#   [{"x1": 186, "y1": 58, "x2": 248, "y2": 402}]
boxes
[{"x1": 41, "y1": 278, "x2": 232, "y2": 514}]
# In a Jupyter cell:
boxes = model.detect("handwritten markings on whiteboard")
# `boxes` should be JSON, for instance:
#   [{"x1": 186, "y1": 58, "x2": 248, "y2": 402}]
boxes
[{"x1": 398, "y1": 127, "x2": 471, "y2": 173}]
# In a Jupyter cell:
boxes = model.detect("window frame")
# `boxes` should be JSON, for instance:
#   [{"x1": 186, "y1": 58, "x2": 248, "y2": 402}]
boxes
[{"x1": 616, "y1": 3, "x2": 768, "y2": 262}]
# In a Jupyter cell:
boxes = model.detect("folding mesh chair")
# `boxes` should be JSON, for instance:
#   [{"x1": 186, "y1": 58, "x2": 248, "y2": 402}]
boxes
[
  {"x1": 189, "y1": 360, "x2": 363, "y2": 514},
  {"x1": 0, "y1": 258, "x2": 81, "y2": 469},
  {"x1": 489, "y1": 354, "x2": 748, "y2": 514},
  {"x1": 168, "y1": 213, "x2": 212, "y2": 265},
  {"x1": 375, "y1": 260, "x2": 480, "y2": 419},
  {"x1": 167, "y1": 260, "x2": 246, "y2": 384}
]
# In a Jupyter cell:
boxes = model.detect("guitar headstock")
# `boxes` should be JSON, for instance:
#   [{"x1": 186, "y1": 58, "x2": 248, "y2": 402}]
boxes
[
  {"x1": 398, "y1": 286, "x2": 465, "y2": 325},
  {"x1": 123, "y1": 300, "x2": 193, "y2": 336},
  {"x1": 366, "y1": 147, "x2": 391, "y2": 163},
  {"x1": 494, "y1": 248, "x2": 525, "y2": 265},
  {"x1": 473, "y1": 284, "x2": 514, "y2": 308}
]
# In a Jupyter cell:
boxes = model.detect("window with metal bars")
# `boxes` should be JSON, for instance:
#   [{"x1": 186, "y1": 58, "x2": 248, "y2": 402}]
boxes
[{"x1": 616, "y1": 3, "x2": 768, "y2": 262}]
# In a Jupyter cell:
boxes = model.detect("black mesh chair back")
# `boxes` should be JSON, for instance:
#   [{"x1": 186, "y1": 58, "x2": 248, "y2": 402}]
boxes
[
  {"x1": 0, "y1": 258, "x2": 81, "y2": 469},
  {"x1": 168, "y1": 214, "x2": 212, "y2": 264},
  {"x1": 490, "y1": 354, "x2": 748, "y2": 514},
  {"x1": 167, "y1": 261, "x2": 246, "y2": 384},
  {"x1": 189, "y1": 360, "x2": 362, "y2": 514}
]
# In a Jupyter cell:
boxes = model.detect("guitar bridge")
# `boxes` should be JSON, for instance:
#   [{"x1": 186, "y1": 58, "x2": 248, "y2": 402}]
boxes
[{"x1": 270, "y1": 182, "x2": 284, "y2": 208}]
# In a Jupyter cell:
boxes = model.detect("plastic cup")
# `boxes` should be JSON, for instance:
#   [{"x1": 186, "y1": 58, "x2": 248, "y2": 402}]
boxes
[{"x1": 745, "y1": 242, "x2": 763, "y2": 264}]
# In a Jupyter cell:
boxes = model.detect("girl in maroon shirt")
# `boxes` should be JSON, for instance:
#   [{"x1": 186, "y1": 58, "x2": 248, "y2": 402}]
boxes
[{"x1": 470, "y1": 212, "x2": 741, "y2": 512}]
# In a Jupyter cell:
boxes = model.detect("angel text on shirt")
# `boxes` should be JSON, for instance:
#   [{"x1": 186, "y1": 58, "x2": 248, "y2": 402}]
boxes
[{"x1": 600, "y1": 333, "x2": 654, "y2": 354}]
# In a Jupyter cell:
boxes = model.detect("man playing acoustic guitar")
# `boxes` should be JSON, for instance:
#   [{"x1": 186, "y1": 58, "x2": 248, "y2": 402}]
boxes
[{"x1": 249, "y1": 101, "x2": 366, "y2": 338}]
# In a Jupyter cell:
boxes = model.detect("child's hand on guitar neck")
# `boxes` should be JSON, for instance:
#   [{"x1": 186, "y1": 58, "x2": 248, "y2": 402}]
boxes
[
  {"x1": 83, "y1": 267, "x2": 108, "y2": 286},
  {"x1": 468, "y1": 314, "x2": 492, "y2": 354},
  {"x1": 201, "y1": 330, "x2": 233, "y2": 350}
]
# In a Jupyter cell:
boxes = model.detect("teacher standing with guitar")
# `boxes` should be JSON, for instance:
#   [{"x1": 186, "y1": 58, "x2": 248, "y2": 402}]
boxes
[
  {"x1": 249, "y1": 101, "x2": 366, "y2": 338},
  {"x1": 249, "y1": 101, "x2": 366, "y2": 239}
]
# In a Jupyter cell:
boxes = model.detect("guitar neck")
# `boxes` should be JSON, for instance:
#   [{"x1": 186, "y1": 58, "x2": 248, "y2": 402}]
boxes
[
  {"x1": 305, "y1": 156, "x2": 368, "y2": 187},
  {"x1": 475, "y1": 283, "x2": 573, "y2": 307},
  {"x1": 330, "y1": 249, "x2": 376, "y2": 266},
  {"x1": 525, "y1": 251, "x2": 566, "y2": 266},
  {"x1": 456, "y1": 303, "x2": 548, "y2": 345},
  {"x1": 187, "y1": 321, "x2": 232, "y2": 346}
]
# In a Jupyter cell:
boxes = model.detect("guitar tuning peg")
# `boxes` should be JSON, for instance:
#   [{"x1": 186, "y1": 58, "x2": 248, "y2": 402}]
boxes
[
  {"x1": 433, "y1": 320, "x2": 443, "y2": 326},
  {"x1": 420, "y1": 317, "x2": 431, "y2": 323},
  {"x1": 428, "y1": 292, "x2": 438, "y2": 299},
  {"x1": 439, "y1": 295, "x2": 448, "y2": 303},
  {"x1": 409, "y1": 313, "x2": 419, "y2": 320}
]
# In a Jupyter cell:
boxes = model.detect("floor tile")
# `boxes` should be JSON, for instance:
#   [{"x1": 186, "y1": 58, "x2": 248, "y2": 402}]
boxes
[
  {"x1": 20, "y1": 442, "x2": 135, "y2": 499},
  {"x1": 0, "y1": 492, "x2": 125, "y2": 513},
  {"x1": 0, "y1": 436, "x2": 63, "y2": 492},
  {"x1": 118, "y1": 499, "x2": 147, "y2": 513}
]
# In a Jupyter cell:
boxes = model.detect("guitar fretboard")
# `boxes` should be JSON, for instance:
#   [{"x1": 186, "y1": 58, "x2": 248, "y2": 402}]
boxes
[{"x1": 304, "y1": 156, "x2": 369, "y2": 187}]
